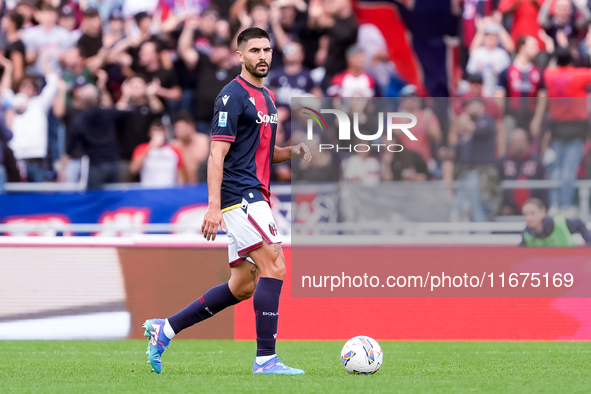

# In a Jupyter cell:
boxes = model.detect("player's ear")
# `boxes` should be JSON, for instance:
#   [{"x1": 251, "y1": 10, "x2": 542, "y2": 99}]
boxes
[{"x1": 236, "y1": 50, "x2": 243, "y2": 63}]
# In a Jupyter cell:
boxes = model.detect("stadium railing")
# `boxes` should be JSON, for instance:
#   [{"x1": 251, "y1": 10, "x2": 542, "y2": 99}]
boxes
[
  {"x1": 4, "y1": 156, "x2": 89, "y2": 193},
  {"x1": 2, "y1": 178, "x2": 591, "y2": 237}
]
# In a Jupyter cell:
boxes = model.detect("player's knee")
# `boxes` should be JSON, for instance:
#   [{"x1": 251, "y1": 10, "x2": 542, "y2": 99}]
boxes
[
  {"x1": 228, "y1": 275, "x2": 256, "y2": 300},
  {"x1": 262, "y1": 255, "x2": 286, "y2": 280},
  {"x1": 275, "y1": 263, "x2": 286, "y2": 280},
  {"x1": 275, "y1": 253, "x2": 286, "y2": 279},
  {"x1": 232, "y1": 281, "x2": 256, "y2": 300}
]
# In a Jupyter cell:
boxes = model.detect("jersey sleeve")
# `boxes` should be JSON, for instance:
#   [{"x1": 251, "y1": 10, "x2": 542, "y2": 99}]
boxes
[
  {"x1": 211, "y1": 90, "x2": 242, "y2": 143},
  {"x1": 131, "y1": 143, "x2": 150, "y2": 160},
  {"x1": 171, "y1": 145, "x2": 184, "y2": 169}
]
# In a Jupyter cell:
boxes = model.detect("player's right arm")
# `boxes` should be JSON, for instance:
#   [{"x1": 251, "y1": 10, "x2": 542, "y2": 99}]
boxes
[
  {"x1": 202, "y1": 90, "x2": 242, "y2": 241},
  {"x1": 202, "y1": 140, "x2": 230, "y2": 241}
]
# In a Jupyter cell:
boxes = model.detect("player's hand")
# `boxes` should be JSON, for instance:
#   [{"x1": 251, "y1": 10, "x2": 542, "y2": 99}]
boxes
[
  {"x1": 292, "y1": 143, "x2": 312, "y2": 164},
  {"x1": 201, "y1": 207, "x2": 226, "y2": 241}
]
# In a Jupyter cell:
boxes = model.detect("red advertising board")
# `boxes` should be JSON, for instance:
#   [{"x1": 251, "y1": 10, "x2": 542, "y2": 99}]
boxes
[{"x1": 235, "y1": 248, "x2": 591, "y2": 340}]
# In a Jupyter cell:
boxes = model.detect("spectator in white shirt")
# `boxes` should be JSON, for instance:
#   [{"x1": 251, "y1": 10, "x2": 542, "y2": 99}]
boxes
[
  {"x1": 341, "y1": 149, "x2": 381, "y2": 186},
  {"x1": 130, "y1": 121, "x2": 187, "y2": 188},
  {"x1": 3, "y1": 60, "x2": 58, "y2": 182},
  {"x1": 21, "y1": 3, "x2": 76, "y2": 76},
  {"x1": 466, "y1": 21, "x2": 511, "y2": 97}
]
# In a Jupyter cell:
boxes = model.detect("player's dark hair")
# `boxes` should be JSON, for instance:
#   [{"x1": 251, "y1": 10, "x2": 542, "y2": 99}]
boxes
[
  {"x1": 134, "y1": 12, "x2": 151, "y2": 26},
  {"x1": 555, "y1": 47, "x2": 573, "y2": 66},
  {"x1": 172, "y1": 110, "x2": 195, "y2": 125},
  {"x1": 237, "y1": 27, "x2": 270, "y2": 50},
  {"x1": 523, "y1": 198, "x2": 546, "y2": 211},
  {"x1": 8, "y1": 12, "x2": 24, "y2": 30}
]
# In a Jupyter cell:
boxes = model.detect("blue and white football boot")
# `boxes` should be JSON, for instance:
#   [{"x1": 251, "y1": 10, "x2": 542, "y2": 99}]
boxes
[
  {"x1": 252, "y1": 356, "x2": 305, "y2": 375},
  {"x1": 143, "y1": 319, "x2": 170, "y2": 373}
]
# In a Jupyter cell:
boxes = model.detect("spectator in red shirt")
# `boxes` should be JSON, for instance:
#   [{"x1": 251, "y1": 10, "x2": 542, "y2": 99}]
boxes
[
  {"x1": 543, "y1": 48, "x2": 591, "y2": 214},
  {"x1": 497, "y1": 0, "x2": 546, "y2": 49}
]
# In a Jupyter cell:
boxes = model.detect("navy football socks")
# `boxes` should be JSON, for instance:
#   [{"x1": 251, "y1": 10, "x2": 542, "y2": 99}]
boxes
[
  {"x1": 253, "y1": 277, "x2": 283, "y2": 357},
  {"x1": 168, "y1": 282, "x2": 239, "y2": 334}
]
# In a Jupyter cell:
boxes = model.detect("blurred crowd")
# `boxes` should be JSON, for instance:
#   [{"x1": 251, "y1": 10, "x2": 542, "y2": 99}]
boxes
[
  {"x1": 0, "y1": 0, "x2": 591, "y2": 222},
  {"x1": 0, "y1": 0, "x2": 359, "y2": 191}
]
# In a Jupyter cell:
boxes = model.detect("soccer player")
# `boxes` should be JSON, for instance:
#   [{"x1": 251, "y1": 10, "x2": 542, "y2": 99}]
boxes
[
  {"x1": 143, "y1": 27, "x2": 311, "y2": 375},
  {"x1": 521, "y1": 198, "x2": 591, "y2": 246}
]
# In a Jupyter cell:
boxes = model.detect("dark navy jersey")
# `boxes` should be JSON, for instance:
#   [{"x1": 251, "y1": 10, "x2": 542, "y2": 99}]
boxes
[{"x1": 211, "y1": 75, "x2": 278, "y2": 211}]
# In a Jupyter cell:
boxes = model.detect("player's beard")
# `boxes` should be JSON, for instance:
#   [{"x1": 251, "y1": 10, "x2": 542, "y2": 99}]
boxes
[{"x1": 245, "y1": 60, "x2": 270, "y2": 78}]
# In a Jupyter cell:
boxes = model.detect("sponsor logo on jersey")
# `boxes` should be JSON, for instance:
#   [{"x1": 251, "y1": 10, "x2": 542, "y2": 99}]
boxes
[
  {"x1": 256, "y1": 111, "x2": 278, "y2": 125},
  {"x1": 222, "y1": 95, "x2": 230, "y2": 105},
  {"x1": 249, "y1": 96, "x2": 256, "y2": 106},
  {"x1": 218, "y1": 111, "x2": 228, "y2": 127}
]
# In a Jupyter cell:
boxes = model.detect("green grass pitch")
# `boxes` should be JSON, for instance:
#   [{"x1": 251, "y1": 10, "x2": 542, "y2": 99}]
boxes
[{"x1": 0, "y1": 340, "x2": 590, "y2": 393}]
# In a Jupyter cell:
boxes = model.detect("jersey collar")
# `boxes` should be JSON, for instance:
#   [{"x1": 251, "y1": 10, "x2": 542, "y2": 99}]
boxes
[{"x1": 238, "y1": 75, "x2": 265, "y2": 91}]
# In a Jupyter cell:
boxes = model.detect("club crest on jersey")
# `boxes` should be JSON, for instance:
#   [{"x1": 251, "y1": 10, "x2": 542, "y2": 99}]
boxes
[
  {"x1": 218, "y1": 111, "x2": 228, "y2": 127},
  {"x1": 249, "y1": 96, "x2": 255, "y2": 106},
  {"x1": 256, "y1": 111, "x2": 278, "y2": 126},
  {"x1": 269, "y1": 222, "x2": 278, "y2": 236},
  {"x1": 222, "y1": 95, "x2": 230, "y2": 105}
]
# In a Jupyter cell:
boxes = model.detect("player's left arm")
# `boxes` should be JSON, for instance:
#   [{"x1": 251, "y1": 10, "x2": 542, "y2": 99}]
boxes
[{"x1": 273, "y1": 143, "x2": 312, "y2": 164}]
